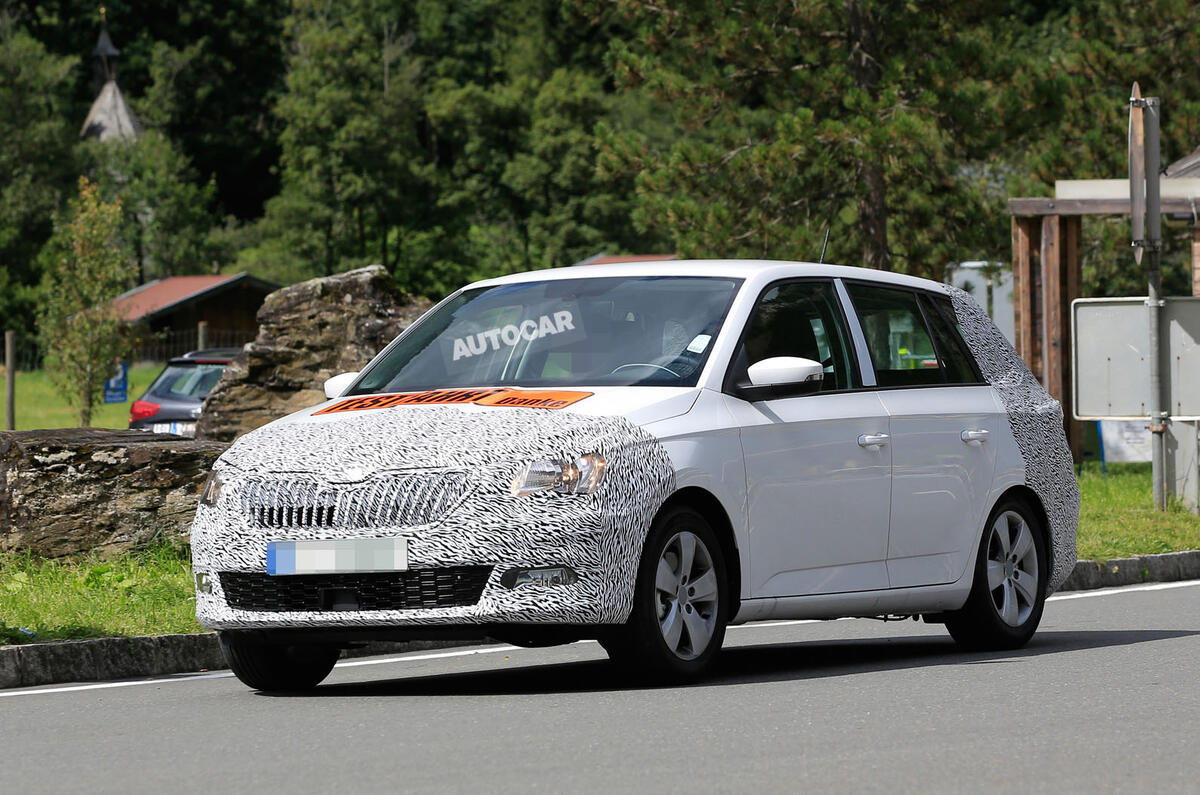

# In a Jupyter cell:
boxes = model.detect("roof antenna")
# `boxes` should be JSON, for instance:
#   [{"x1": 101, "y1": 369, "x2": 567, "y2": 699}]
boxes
[{"x1": 818, "y1": 227, "x2": 831, "y2": 264}]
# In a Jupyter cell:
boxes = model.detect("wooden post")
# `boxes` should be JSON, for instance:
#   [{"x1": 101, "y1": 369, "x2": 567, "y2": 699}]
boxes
[
  {"x1": 197, "y1": 320, "x2": 208, "y2": 351},
  {"x1": 1192, "y1": 226, "x2": 1200, "y2": 297},
  {"x1": 1040, "y1": 214, "x2": 1063, "y2": 396},
  {"x1": 1033, "y1": 214, "x2": 1084, "y2": 461},
  {"x1": 1063, "y1": 216, "x2": 1084, "y2": 461},
  {"x1": 4, "y1": 330, "x2": 14, "y2": 431},
  {"x1": 1012, "y1": 217, "x2": 1036, "y2": 367}
]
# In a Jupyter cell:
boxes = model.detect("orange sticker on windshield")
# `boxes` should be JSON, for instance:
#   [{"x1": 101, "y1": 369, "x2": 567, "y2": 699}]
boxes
[
  {"x1": 314, "y1": 388, "x2": 592, "y2": 415},
  {"x1": 473, "y1": 390, "x2": 593, "y2": 410}
]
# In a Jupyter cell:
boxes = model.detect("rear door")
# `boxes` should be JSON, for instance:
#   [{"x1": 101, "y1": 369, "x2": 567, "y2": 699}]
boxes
[{"x1": 843, "y1": 284, "x2": 1000, "y2": 588}]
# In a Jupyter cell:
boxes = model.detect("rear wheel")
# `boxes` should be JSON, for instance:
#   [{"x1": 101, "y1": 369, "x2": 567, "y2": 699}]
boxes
[
  {"x1": 219, "y1": 631, "x2": 339, "y2": 692},
  {"x1": 604, "y1": 505, "x2": 729, "y2": 679},
  {"x1": 946, "y1": 497, "x2": 1047, "y2": 651}
]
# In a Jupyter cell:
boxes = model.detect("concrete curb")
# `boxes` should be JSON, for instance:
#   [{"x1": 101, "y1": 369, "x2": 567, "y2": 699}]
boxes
[
  {"x1": 0, "y1": 634, "x2": 478, "y2": 690},
  {"x1": 4, "y1": 549, "x2": 1199, "y2": 690},
  {"x1": 1058, "y1": 549, "x2": 1200, "y2": 592}
]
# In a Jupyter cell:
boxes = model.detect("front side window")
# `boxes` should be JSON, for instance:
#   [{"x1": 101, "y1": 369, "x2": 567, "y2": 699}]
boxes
[
  {"x1": 351, "y1": 276, "x2": 742, "y2": 393},
  {"x1": 846, "y1": 284, "x2": 942, "y2": 388},
  {"x1": 732, "y1": 281, "x2": 858, "y2": 391}
]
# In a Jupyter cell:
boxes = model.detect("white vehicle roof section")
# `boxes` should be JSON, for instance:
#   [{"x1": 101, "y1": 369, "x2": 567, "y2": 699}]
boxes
[{"x1": 468, "y1": 259, "x2": 951, "y2": 295}]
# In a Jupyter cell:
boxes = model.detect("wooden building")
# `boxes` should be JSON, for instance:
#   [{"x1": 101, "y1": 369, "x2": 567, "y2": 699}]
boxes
[{"x1": 111, "y1": 273, "x2": 278, "y2": 359}]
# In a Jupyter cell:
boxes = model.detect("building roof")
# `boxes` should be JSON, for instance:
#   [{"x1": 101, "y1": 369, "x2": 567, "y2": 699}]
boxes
[
  {"x1": 80, "y1": 79, "x2": 140, "y2": 141},
  {"x1": 1166, "y1": 146, "x2": 1200, "y2": 178},
  {"x1": 110, "y1": 273, "x2": 278, "y2": 322}
]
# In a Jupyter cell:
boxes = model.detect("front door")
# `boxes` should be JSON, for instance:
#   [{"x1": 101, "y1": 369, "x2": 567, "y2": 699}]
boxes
[{"x1": 728, "y1": 280, "x2": 893, "y2": 597}]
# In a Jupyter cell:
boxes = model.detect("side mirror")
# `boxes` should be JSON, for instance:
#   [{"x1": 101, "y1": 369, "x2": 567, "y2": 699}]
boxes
[
  {"x1": 738, "y1": 357, "x2": 823, "y2": 401},
  {"x1": 323, "y1": 371, "x2": 360, "y2": 400}
]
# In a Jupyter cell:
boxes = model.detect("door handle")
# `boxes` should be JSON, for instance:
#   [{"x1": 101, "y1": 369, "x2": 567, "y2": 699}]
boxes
[
  {"x1": 857, "y1": 433, "x2": 890, "y2": 448},
  {"x1": 960, "y1": 429, "x2": 990, "y2": 443}
]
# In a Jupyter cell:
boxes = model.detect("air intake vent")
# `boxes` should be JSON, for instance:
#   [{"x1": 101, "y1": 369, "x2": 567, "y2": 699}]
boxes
[
  {"x1": 219, "y1": 567, "x2": 492, "y2": 612},
  {"x1": 239, "y1": 472, "x2": 471, "y2": 530}
]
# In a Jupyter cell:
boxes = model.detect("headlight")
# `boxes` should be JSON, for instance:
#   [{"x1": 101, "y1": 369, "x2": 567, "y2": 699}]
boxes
[
  {"x1": 199, "y1": 469, "x2": 225, "y2": 507},
  {"x1": 510, "y1": 453, "x2": 607, "y2": 497}
]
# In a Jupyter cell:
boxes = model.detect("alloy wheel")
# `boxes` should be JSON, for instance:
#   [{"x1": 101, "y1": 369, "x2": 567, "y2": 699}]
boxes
[
  {"x1": 654, "y1": 530, "x2": 719, "y2": 660},
  {"x1": 986, "y1": 510, "x2": 1040, "y2": 627}
]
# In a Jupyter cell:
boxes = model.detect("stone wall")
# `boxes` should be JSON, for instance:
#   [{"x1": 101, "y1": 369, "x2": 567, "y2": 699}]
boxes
[
  {"x1": 196, "y1": 265, "x2": 431, "y2": 442},
  {"x1": 0, "y1": 429, "x2": 228, "y2": 557}
]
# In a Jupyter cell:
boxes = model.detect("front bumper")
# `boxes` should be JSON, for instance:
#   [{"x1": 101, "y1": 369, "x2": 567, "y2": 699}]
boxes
[{"x1": 191, "y1": 474, "x2": 657, "y2": 630}]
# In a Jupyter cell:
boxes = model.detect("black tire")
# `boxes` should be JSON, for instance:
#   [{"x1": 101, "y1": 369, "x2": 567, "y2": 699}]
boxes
[
  {"x1": 604, "y1": 505, "x2": 730, "y2": 679},
  {"x1": 219, "y1": 631, "x2": 340, "y2": 692},
  {"x1": 946, "y1": 496, "x2": 1048, "y2": 651}
]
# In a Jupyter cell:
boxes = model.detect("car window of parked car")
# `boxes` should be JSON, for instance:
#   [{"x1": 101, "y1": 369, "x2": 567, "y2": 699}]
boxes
[
  {"x1": 920, "y1": 294, "x2": 982, "y2": 384},
  {"x1": 147, "y1": 362, "x2": 228, "y2": 400},
  {"x1": 845, "y1": 284, "x2": 944, "y2": 388},
  {"x1": 733, "y1": 281, "x2": 858, "y2": 391}
]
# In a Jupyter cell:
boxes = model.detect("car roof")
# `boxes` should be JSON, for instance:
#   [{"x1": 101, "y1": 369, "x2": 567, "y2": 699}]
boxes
[
  {"x1": 466, "y1": 259, "x2": 951, "y2": 295},
  {"x1": 168, "y1": 348, "x2": 240, "y2": 365}
]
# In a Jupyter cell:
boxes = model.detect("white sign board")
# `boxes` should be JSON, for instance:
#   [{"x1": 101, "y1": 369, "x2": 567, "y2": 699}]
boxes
[
  {"x1": 1099, "y1": 420, "x2": 1152, "y2": 463},
  {"x1": 1072, "y1": 297, "x2": 1200, "y2": 420}
]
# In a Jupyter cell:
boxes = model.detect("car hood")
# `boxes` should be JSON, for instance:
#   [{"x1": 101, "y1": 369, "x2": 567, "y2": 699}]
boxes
[{"x1": 216, "y1": 386, "x2": 697, "y2": 477}]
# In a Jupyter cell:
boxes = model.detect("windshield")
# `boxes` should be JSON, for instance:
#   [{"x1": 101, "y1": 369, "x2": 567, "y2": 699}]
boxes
[
  {"x1": 146, "y1": 362, "x2": 227, "y2": 401},
  {"x1": 351, "y1": 275, "x2": 742, "y2": 393}
]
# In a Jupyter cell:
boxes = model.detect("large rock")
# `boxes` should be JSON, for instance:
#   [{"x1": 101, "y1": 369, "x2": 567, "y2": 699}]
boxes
[
  {"x1": 196, "y1": 265, "x2": 431, "y2": 441},
  {"x1": 0, "y1": 429, "x2": 228, "y2": 557}
]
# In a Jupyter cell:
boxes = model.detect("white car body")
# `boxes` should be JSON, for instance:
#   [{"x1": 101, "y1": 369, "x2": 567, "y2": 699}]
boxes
[{"x1": 193, "y1": 260, "x2": 1078, "y2": 666}]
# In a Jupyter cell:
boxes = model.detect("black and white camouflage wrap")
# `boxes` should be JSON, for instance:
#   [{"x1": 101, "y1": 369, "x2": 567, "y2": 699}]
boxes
[
  {"x1": 946, "y1": 286, "x2": 1080, "y2": 593},
  {"x1": 193, "y1": 404, "x2": 675, "y2": 628}
]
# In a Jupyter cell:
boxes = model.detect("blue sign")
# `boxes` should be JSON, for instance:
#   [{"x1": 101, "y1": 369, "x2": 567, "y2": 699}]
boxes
[{"x1": 104, "y1": 360, "x2": 129, "y2": 404}]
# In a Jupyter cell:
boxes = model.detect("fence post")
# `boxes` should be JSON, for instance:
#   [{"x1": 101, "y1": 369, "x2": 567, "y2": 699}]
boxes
[
  {"x1": 197, "y1": 320, "x2": 208, "y2": 351},
  {"x1": 5, "y1": 330, "x2": 15, "y2": 431}
]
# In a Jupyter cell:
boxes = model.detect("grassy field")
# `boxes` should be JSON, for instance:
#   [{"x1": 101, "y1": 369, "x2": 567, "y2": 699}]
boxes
[
  {"x1": 1, "y1": 543, "x2": 201, "y2": 644},
  {"x1": 1076, "y1": 462, "x2": 1200, "y2": 559},
  {"x1": 6, "y1": 364, "x2": 161, "y2": 431}
]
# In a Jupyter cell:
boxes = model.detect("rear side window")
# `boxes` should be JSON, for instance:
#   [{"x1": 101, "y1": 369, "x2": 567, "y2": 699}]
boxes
[
  {"x1": 920, "y1": 295, "x2": 981, "y2": 384},
  {"x1": 845, "y1": 284, "x2": 942, "y2": 387}
]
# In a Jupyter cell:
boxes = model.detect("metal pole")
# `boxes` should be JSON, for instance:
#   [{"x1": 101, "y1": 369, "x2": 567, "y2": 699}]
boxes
[
  {"x1": 1144, "y1": 97, "x2": 1167, "y2": 510},
  {"x1": 4, "y1": 330, "x2": 15, "y2": 431},
  {"x1": 197, "y1": 320, "x2": 208, "y2": 351}
]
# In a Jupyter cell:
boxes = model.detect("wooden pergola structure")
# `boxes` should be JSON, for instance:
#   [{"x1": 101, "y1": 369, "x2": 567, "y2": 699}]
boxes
[{"x1": 1008, "y1": 157, "x2": 1200, "y2": 461}]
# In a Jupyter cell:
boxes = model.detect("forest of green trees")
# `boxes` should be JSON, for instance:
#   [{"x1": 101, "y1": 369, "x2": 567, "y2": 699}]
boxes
[{"x1": 3, "y1": 0, "x2": 1200, "y2": 337}]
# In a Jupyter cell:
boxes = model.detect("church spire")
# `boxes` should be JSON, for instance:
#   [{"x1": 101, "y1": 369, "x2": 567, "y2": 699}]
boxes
[
  {"x1": 81, "y1": 7, "x2": 139, "y2": 141},
  {"x1": 93, "y1": 7, "x2": 120, "y2": 83}
]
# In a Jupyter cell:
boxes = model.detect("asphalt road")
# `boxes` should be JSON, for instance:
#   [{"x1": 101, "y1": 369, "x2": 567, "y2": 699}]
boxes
[{"x1": 3, "y1": 581, "x2": 1199, "y2": 794}]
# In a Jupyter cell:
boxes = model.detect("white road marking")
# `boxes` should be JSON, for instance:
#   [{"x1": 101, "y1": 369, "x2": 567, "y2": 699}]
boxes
[
  {"x1": 1048, "y1": 579, "x2": 1200, "y2": 601},
  {"x1": 3, "y1": 579, "x2": 1197, "y2": 699},
  {"x1": 0, "y1": 671, "x2": 234, "y2": 698},
  {"x1": 333, "y1": 644, "x2": 515, "y2": 668}
]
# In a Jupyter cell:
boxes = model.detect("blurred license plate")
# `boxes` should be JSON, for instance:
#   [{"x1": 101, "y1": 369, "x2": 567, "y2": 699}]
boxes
[
  {"x1": 151, "y1": 421, "x2": 196, "y2": 437},
  {"x1": 266, "y1": 538, "x2": 408, "y2": 575}
]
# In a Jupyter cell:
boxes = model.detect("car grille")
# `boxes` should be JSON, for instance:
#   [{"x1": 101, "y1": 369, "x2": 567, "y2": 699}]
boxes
[
  {"x1": 239, "y1": 472, "x2": 471, "y2": 529},
  {"x1": 219, "y1": 567, "x2": 493, "y2": 612}
]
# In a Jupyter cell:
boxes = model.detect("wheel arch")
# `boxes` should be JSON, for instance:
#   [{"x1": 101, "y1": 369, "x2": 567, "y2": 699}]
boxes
[
  {"x1": 655, "y1": 486, "x2": 742, "y2": 617},
  {"x1": 990, "y1": 484, "x2": 1053, "y2": 576}
]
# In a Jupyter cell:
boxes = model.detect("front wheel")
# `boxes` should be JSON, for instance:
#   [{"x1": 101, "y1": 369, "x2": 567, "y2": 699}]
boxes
[
  {"x1": 219, "y1": 631, "x2": 340, "y2": 692},
  {"x1": 604, "y1": 505, "x2": 729, "y2": 679},
  {"x1": 945, "y1": 497, "x2": 1048, "y2": 651}
]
